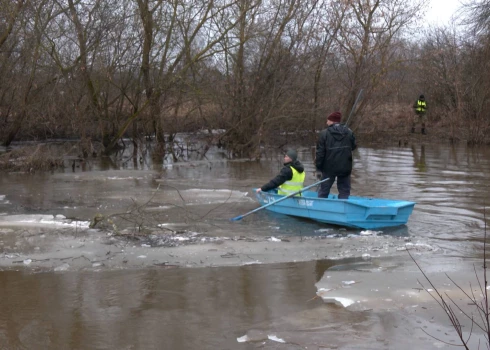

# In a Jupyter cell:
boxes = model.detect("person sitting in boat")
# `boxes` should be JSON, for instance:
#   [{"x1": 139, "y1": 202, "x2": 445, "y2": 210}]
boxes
[
  {"x1": 315, "y1": 111, "x2": 357, "y2": 199},
  {"x1": 256, "y1": 149, "x2": 305, "y2": 196}
]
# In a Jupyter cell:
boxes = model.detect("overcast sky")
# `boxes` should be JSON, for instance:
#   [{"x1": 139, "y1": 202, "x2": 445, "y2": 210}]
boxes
[{"x1": 425, "y1": 0, "x2": 462, "y2": 24}]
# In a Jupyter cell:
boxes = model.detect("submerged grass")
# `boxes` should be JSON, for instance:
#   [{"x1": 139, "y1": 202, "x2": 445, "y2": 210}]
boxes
[{"x1": 0, "y1": 144, "x2": 65, "y2": 172}]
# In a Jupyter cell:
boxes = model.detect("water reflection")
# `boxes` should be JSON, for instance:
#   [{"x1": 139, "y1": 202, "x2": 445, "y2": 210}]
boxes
[
  {"x1": 2, "y1": 142, "x2": 490, "y2": 240},
  {"x1": 0, "y1": 257, "x2": 471, "y2": 349},
  {"x1": 0, "y1": 262, "x2": 328, "y2": 349},
  {"x1": 354, "y1": 143, "x2": 490, "y2": 239},
  {"x1": 411, "y1": 144, "x2": 426, "y2": 172},
  {"x1": 99, "y1": 155, "x2": 122, "y2": 171}
]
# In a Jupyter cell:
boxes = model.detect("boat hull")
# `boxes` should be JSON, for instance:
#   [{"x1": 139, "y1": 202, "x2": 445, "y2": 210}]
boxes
[{"x1": 254, "y1": 190, "x2": 415, "y2": 229}]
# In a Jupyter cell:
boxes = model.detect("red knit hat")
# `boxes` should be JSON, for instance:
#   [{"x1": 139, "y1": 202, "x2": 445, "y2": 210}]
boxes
[{"x1": 327, "y1": 111, "x2": 342, "y2": 123}]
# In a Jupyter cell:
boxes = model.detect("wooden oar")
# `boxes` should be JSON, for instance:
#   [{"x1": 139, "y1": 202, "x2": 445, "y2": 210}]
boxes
[{"x1": 230, "y1": 177, "x2": 330, "y2": 221}]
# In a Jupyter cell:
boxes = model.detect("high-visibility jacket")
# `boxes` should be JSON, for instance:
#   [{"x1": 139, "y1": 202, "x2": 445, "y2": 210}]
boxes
[
  {"x1": 415, "y1": 100, "x2": 427, "y2": 113},
  {"x1": 278, "y1": 166, "x2": 305, "y2": 196}
]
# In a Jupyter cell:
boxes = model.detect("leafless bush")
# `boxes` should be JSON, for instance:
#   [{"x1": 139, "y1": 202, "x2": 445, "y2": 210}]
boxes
[{"x1": 408, "y1": 212, "x2": 490, "y2": 349}]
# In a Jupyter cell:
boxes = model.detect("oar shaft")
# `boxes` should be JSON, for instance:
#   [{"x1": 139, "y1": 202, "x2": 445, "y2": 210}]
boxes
[
  {"x1": 345, "y1": 89, "x2": 363, "y2": 127},
  {"x1": 230, "y1": 177, "x2": 330, "y2": 221}
]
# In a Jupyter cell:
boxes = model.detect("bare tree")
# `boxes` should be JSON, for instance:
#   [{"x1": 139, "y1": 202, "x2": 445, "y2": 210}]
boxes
[
  {"x1": 334, "y1": 0, "x2": 427, "y2": 127},
  {"x1": 0, "y1": 0, "x2": 26, "y2": 146},
  {"x1": 463, "y1": 0, "x2": 490, "y2": 34},
  {"x1": 300, "y1": 0, "x2": 348, "y2": 133},
  {"x1": 218, "y1": 0, "x2": 323, "y2": 158},
  {"x1": 413, "y1": 26, "x2": 464, "y2": 141},
  {"x1": 0, "y1": 0, "x2": 61, "y2": 146},
  {"x1": 0, "y1": 0, "x2": 25, "y2": 49},
  {"x1": 104, "y1": 0, "x2": 246, "y2": 159},
  {"x1": 5, "y1": 0, "x2": 490, "y2": 161}
]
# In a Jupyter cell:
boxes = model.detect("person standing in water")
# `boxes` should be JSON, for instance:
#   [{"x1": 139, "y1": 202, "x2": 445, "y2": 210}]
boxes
[{"x1": 412, "y1": 94, "x2": 428, "y2": 134}]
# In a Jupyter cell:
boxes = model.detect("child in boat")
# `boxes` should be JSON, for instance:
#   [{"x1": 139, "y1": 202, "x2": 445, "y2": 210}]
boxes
[{"x1": 256, "y1": 149, "x2": 305, "y2": 195}]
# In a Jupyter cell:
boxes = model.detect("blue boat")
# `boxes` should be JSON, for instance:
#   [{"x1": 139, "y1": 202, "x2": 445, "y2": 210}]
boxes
[{"x1": 254, "y1": 189, "x2": 415, "y2": 229}]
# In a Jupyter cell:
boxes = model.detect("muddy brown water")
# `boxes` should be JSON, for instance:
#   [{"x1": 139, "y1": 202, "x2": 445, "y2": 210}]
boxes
[{"x1": 1, "y1": 141, "x2": 490, "y2": 349}]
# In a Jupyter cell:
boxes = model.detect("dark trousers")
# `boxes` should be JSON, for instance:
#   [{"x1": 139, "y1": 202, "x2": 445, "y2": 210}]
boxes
[{"x1": 318, "y1": 174, "x2": 351, "y2": 199}]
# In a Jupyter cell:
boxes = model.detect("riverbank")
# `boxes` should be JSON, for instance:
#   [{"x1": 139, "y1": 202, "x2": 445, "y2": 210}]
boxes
[{"x1": 1, "y1": 115, "x2": 484, "y2": 174}]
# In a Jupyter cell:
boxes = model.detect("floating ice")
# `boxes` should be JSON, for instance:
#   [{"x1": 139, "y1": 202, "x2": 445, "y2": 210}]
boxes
[
  {"x1": 268, "y1": 335, "x2": 285, "y2": 343},
  {"x1": 405, "y1": 242, "x2": 437, "y2": 251},
  {"x1": 315, "y1": 259, "x2": 465, "y2": 312},
  {"x1": 321, "y1": 296, "x2": 355, "y2": 308},
  {"x1": 54, "y1": 263, "x2": 70, "y2": 271},
  {"x1": 4, "y1": 254, "x2": 19, "y2": 259},
  {"x1": 137, "y1": 255, "x2": 147, "y2": 259},
  {"x1": 342, "y1": 280, "x2": 356, "y2": 285},
  {"x1": 23, "y1": 259, "x2": 32, "y2": 265},
  {"x1": 268, "y1": 237, "x2": 281, "y2": 242},
  {"x1": 316, "y1": 228, "x2": 332, "y2": 233},
  {"x1": 107, "y1": 176, "x2": 143, "y2": 180},
  {"x1": 236, "y1": 335, "x2": 248, "y2": 343},
  {"x1": 0, "y1": 214, "x2": 90, "y2": 228},
  {"x1": 172, "y1": 236, "x2": 189, "y2": 241},
  {"x1": 360, "y1": 230, "x2": 381, "y2": 236},
  {"x1": 186, "y1": 188, "x2": 247, "y2": 195},
  {"x1": 182, "y1": 189, "x2": 250, "y2": 202}
]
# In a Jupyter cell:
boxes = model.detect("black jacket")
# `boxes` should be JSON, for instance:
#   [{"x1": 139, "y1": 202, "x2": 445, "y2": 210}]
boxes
[
  {"x1": 261, "y1": 160, "x2": 305, "y2": 192},
  {"x1": 315, "y1": 123, "x2": 357, "y2": 176}
]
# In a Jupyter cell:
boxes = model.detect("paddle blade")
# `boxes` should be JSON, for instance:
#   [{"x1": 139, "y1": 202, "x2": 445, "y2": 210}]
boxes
[{"x1": 230, "y1": 215, "x2": 243, "y2": 221}]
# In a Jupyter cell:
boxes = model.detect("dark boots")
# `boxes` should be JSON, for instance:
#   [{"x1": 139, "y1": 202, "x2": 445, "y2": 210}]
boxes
[{"x1": 421, "y1": 128, "x2": 426, "y2": 135}]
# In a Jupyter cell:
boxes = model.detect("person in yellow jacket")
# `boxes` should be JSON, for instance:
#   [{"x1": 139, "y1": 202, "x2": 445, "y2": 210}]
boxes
[
  {"x1": 256, "y1": 149, "x2": 305, "y2": 195},
  {"x1": 412, "y1": 94, "x2": 428, "y2": 134}
]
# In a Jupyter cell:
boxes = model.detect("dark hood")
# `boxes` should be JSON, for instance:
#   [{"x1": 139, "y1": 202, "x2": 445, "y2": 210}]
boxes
[
  {"x1": 328, "y1": 124, "x2": 350, "y2": 141},
  {"x1": 284, "y1": 159, "x2": 304, "y2": 173}
]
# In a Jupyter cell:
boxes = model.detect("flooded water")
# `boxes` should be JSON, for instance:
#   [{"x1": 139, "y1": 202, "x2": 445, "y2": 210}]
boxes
[{"x1": 1, "y1": 140, "x2": 490, "y2": 349}]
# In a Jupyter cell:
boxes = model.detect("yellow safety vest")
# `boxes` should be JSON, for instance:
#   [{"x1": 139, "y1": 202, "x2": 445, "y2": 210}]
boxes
[
  {"x1": 278, "y1": 166, "x2": 306, "y2": 196},
  {"x1": 416, "y1": 100, "x2": 427, "y2": 113}
]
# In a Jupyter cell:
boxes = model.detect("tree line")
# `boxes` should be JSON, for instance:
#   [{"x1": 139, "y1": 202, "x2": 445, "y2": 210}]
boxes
[{"x1": 0, "y1": 0, "x2": 489, "y2": 160}]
